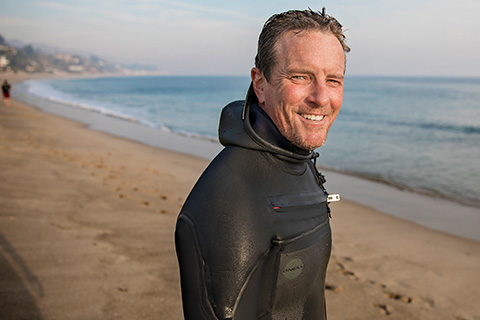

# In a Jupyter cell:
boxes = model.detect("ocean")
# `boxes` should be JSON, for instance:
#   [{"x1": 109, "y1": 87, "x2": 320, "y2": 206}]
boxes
[{"x1": 14, "y1": 75, "x2": 480, "y2": 208}]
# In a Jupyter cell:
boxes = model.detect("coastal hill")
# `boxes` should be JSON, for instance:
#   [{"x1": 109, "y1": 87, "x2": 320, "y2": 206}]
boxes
[{"x1": 0, "y1": 34, "x2": 158, "y2": 75}]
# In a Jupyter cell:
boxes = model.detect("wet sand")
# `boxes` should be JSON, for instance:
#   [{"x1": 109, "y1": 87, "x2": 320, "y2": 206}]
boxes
[{"x1": 1, "y1": 72, "x2": 479, "y2": 320}]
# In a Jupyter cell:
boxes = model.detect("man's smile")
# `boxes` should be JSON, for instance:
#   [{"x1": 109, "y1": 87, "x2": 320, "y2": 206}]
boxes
[{"x1": 300, "y1": 113, "x2": 325, "y2": 121}]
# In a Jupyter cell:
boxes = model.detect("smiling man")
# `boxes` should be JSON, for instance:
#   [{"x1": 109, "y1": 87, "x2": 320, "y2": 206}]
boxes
[
  {"x1": 175, "y1": 8, "x2": 350, "y2": 320},
  {"x1": 251, "y1": 27, "x2": 346, "y2": 151}
]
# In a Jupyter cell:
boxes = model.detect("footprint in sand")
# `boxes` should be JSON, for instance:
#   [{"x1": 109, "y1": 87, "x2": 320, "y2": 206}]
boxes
[
  {"x1": 385, "y1": 292, "x2": 413, "y2": 304},
  {"x1": 373, "y1": 303, "x2": 392, "y2": 315},
  {"x1": 336, "y1": 262, "x2": 357, "y2": 279},
  {"x1": 365, "y1": 279, "x2": 387, "y2": 289},
  {"x1": 419, "y1": 297, "x2": 435, "y2": 308},
  {"x1": 325, "y1": 283, "x2": 344, "y2": 293}
]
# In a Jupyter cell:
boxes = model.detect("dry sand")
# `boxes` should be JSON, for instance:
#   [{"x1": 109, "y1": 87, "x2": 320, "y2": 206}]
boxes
[{"x1": 1, "y1": 72, "x2": 479, "y2": 320}]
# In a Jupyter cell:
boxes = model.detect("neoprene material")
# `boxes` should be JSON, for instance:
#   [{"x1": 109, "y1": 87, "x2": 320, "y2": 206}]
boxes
[{"x1": 175, "y1": 87, "x2": 332, "y2": 320}]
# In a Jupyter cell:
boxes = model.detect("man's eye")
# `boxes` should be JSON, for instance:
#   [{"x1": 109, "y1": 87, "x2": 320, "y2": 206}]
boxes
[
  {"x1": 327, "y1": 79, "x2": 342, "y2": 86},
  {"x1": 292, "y1": 75, "x2": 306, "y2": 80}
]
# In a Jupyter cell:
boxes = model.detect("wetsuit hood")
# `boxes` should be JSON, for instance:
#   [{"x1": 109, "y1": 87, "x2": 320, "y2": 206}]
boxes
[{"x1": 218, "y1": 83, "x2": 315, "y2": 161}]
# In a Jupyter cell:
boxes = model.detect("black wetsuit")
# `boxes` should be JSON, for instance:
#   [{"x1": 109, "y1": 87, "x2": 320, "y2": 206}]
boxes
[{"x1": 175, "y1": 86, "x2": 332, "y2": 320}]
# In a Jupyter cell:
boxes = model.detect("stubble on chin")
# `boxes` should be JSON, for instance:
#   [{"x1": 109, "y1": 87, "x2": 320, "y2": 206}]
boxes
[{"x1": 287, "y1": 131, "x2": 328, "y2": 151}]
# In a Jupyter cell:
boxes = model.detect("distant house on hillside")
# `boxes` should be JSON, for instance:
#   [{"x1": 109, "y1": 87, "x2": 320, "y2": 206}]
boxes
[
  {"x1": 68, "y1": 65, "x2": 85, "y2": 73},
  {"x1": 0, "y1": 55, "x2": 9, "y2": 69}
]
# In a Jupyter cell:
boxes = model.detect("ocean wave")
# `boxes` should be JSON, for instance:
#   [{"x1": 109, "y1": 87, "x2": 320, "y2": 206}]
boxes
[
  {"x1": 388, "y1": 120, "x2": 480, "y2": 135},
  {"x1": 416, "y1": 122, "x2": 480, "y2": 134},
  {"x1": 20, "y1": 79, "x2": 155, "y2": 123},
  {"x1": 17, "y1": 79, "x2": 219, "y2": 143},
  {"x1": 341, "y1": 109, "x2": 479, "y2": 135}
]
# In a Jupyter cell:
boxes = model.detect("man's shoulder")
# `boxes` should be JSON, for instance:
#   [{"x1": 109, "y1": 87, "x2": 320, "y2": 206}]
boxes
[
  {"x1": 202, "y1": 144, "x2": 264, "y2": 180},
  {"x1": 185, "y1": 145, "x2": 269, "y2": 201}
]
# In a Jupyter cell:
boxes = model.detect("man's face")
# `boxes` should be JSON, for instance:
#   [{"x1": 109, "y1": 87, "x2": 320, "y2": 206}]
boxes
[{"x1": 251, "y1": 30, "x2": 345, "y2": 150}]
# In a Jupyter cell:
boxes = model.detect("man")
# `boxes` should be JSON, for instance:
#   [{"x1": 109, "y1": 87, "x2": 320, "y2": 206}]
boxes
[
  {"x1": 175, "y1": 8, "x2": 350, "y2": 319},
  {"x1": 2, "y1": 80, "x2": 11, "y2": 107}
]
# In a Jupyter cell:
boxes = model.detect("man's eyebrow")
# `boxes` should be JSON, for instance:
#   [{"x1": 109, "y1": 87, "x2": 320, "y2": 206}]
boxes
[
  {"x1": 327, "y1": 74, "x2": 345, "y2": 80},
  {"x1": 284, "y1": 68, "x2": 310, "y2": 74}
]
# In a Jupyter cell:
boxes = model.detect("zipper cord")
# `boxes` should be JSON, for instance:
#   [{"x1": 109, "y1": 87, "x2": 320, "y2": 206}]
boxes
[
  {"x1": 312, "y1": 152, "x2": 326, "y2": 185},
  {"x1": 312, "y1": 152, "x2": 332, "y2": 217}
]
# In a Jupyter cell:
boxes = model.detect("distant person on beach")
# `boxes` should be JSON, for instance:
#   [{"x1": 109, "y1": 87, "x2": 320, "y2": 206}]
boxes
[
  {"x1": 2, "y1": 80, "x2": 11, "y2": 107},
  {"x1": 175, "y1": 8, "x2": 349, "y2": 319}
]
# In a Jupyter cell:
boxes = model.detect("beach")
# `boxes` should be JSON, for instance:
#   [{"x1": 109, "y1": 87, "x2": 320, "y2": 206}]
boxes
[{"x1": 1, "y1": 72, "x2": 480, "y2": 320}]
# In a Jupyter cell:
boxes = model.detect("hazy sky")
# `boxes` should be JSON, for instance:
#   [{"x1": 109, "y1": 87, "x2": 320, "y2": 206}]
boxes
[{"x1": 1, "y1": 0, "x2": 479, "y2": 77}]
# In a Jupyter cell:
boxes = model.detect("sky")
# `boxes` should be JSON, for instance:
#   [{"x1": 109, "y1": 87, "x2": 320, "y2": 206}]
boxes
[{"x1": 1, "y1": 0, "x2": 479, "y2": 77}]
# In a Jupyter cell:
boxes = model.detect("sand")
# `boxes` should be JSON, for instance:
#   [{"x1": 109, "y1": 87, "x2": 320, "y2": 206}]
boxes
[{"x1": 1, "y1": 72, "x2": 479, "y2": 320}]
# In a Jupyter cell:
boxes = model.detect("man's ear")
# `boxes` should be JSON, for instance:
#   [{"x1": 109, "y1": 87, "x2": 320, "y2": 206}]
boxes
[{"x1": 251, "y1": 68, "x2": 266, "y2": 105}]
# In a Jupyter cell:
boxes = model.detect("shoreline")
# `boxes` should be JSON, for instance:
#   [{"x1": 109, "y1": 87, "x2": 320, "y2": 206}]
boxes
[
  {"x1": 2, "y1": 71, "x2": 480, "y2": 319},
  {"x1": 13, "y1": 73, "x2": 480, "y2": 207},
  {"x1": 9, "y1": 72, "x2": 480, "y2": 242}
]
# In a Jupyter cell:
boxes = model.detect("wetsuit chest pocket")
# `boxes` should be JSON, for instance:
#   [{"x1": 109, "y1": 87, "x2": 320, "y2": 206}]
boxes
[
  {"x1": 257, "y1": 220, "x2": 331, "y2": 320},
  {"x1": 269, "y1": 191, "x2": 330, "y2": 222}
]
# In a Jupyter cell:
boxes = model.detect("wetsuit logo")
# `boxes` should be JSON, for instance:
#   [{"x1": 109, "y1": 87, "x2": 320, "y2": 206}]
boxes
[{"x1": 282, "y1": 258, "x2": 304, "y2": 280}]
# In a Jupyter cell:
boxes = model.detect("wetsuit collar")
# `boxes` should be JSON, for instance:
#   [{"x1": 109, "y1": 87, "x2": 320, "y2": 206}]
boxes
[{"x1": 249, "y1": 103, "x2": 311, "y2": 156}]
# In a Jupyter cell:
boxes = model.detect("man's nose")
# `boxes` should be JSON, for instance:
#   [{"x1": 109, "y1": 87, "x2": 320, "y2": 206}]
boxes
[{"x1": 306, "y1": 81, "x2": 329, "y2": 107}]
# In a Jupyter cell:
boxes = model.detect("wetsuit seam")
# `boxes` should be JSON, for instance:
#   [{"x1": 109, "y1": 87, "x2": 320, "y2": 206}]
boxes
[
  {"x1": 231, "y1": 248, "x2": 272, "y2": 318},
  {"x1": 177, "y1": 214, "x2": 219, "y2": 319}
]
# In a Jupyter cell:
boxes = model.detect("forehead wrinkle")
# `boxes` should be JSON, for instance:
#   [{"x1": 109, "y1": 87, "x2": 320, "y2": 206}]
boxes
[{"x1": 274, "y1": 31, "x2": 345, "y2": 76}]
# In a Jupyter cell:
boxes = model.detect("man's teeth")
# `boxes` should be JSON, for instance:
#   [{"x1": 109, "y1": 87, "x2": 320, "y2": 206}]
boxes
[{"x1": 302, "y1": 114, "x2": 324, "y2": 121}]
